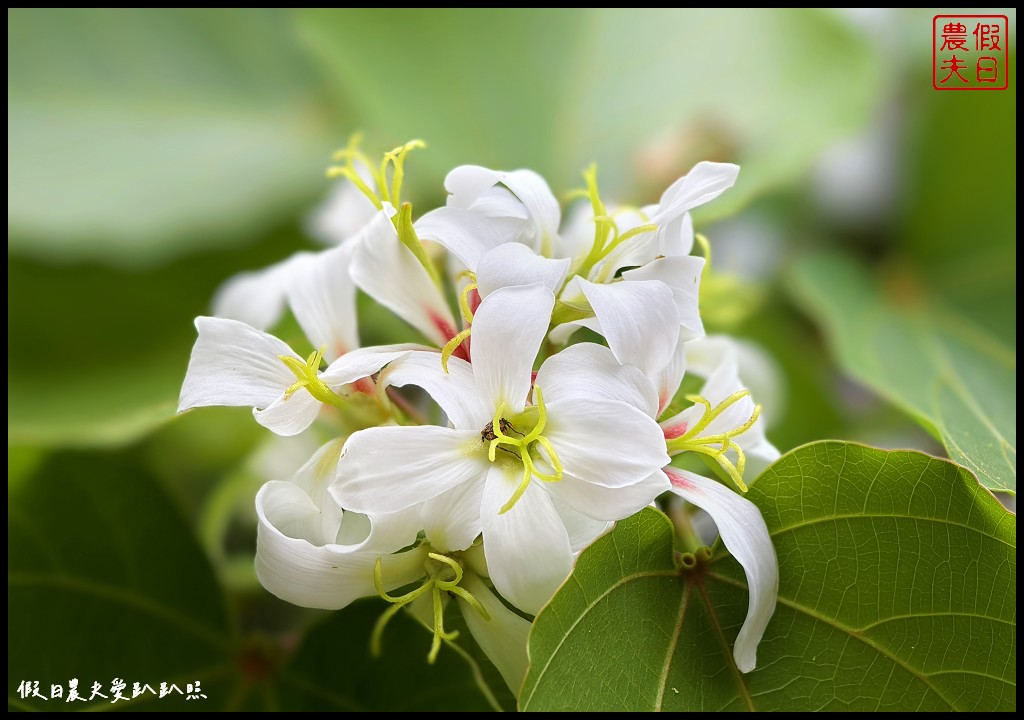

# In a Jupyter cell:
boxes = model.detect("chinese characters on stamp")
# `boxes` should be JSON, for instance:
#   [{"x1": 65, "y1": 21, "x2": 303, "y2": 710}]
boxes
[{"x1": 933, "y1": 15, "x2": 1009, "y2": 90}]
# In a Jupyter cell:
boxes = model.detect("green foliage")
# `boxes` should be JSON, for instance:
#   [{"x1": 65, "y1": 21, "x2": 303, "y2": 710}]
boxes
[
  {"x1": 297, "y1": 8, "x2": 879, "y2": 210},
  {"x1": 790, "y1": 255, "x2": 1016, "y2": 493},
  {"x1": 522, "y1": 442, "x2": 1016, "y2": 711},
  {"x1": 7, "y1": 451, "x2": 508, "y2": 711},
  {"x1": 7, "y1": 9, "x2": 330, "y2": 265}
]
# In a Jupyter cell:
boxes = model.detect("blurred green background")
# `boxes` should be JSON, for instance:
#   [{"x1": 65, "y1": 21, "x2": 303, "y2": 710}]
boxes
[{"x1": 8, "y1": 8, "x2": 1015, "y2": 711}]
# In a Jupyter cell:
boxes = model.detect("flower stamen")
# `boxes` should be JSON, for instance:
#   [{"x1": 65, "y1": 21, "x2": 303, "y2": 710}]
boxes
[
  {"x1": 371, "y1": 552, "x2": 490, "y2": 664},
  {"x1": 482, "y1": 387, "x2": 564, "y2": 514},
  {"x1": 278, "y1": 347, "x2": 345, "y2": 408},
  {"x1": 665, "y1": 391, "x2": 762, "y2": 493}
]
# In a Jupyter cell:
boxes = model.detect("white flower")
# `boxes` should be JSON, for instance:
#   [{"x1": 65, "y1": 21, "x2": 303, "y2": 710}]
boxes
[
  {"x1": 178, "y1": 314, "x2": 426, "y2": 435},
  {"x1": 332, "y1": 283, "x2": 670, "y2": 614},
  {"x1": 256, "y1": 439, "x2": 427, "y2": 609},
  {"x1": 661, "y1": 335, "x2": 780, "y2": 484},
  {"x1": 256, "y1": 439, "x2": 532, "y2": 692},
  {"x1": 656, "y1": 336, "x2": 779, "y2": 673}
]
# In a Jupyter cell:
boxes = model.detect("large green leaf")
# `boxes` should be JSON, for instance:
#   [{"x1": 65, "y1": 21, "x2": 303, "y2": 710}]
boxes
[
  {"x1": 274, "y1": 600, "x2": 511, "y2": 712},
  {"x1": 521, "y1": 441, "x2": 1016, "y2": 711},
  {"x1": 8, "y1": 451, "x2": 237, "y2": 711},
  {"x1": 8, "y1": 450, "x2": 509, "y2": 711},
  {"x1": 899, "y1": 53, "x2": 1016, "y2": 347},
  {"x1": 789, "y1": 254, "x2": 1016, "y2": 493},
  {"x1": 296, "y1": 9, "x2": 879, "y2": 212},
  {"x1": 8, "y1": 9, "x2": 330, "y2": 265}
]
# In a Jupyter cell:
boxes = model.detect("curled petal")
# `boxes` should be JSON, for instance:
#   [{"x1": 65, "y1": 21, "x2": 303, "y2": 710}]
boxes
[
  {"x1": 665, "y1": 467, "x2": 778, "y2": 673},
  {"x1": 623, "y1": 255, "x2": 706, "y2": 342},
  {"x1": 415, "y1": 205, "x2": 520, "y2": 271}
]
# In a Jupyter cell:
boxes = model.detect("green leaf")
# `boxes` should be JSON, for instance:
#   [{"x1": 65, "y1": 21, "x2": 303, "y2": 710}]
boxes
[
  {"x1": 8, "y1": 9, "x2": 330, "y2": 265},
  {"x1": 273, "y1": 601, "x2": 509, "y2": 711},
  {"x1": 8, "y1": 451, "x2": 237, "y2": 711},
  {"x1": 296, "y1": 9, "x2": 879, "y2": 214},
  {"x1": 521, "y1": 441, "x2": 1016, "y2": 711},
  {"x1": 789, "y1": 253, "x2": 1016, "y2": 493},
  {"x1": 8, "y1": 449, "x2": 507, "y2": 711},
  {"x1": 899, "y1": 56, "x2": 1016, "y2": 347}
]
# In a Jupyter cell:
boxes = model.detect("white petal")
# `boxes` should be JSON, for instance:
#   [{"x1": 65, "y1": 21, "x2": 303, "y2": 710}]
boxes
[
  {"x1": 255, "y1": 482, "x2": 429, "y2": 610},
  {"x1": 546, "y1": 490, "x2": 614, "y2": 551},
  {"x1": 557, "y1": 200, "x2": 596, "y2": 263},
  {"x1": 332, "y1": 426, "x2": 488, "y2": 514},
  {"x1": 458, "y1": 572, "x2": 532, "y2": 694},
  {"x1": 577, "y1": 278, "x2": 680, "y2": 377},
  {"x1": 319, "y1": 343, "x2": 430, "y2": 389},
  {"x1": 253, "y1": 389, "x2": 322, "y2": 436},
  {"x1": 281, "y1": 438, "x2": 346, "y2": 540},
  {"x1": 652, "y1": 162, "x2": 740, "y2": 227},
  {"x1": 649, "y1": 334, "x2": 687, "y2": 418},
  {"x1": 360, "y1": 506, "x2": 425, "y2": 555},
  {"x1": 444, "y1": 165, "x2": 560, "y2": 256},
  {"x1": 444, "y1": 165, "x2": 508, "y2": 208},
  {"x1": 380, "y1": 351, "x2": 490, "y2": 430},
  {"x1": 470, "y1": 284, "x2": 554, "y2": 413},
  {"x1": 415, "y1": 205, "x2": 519, "y2": 271},
  {"x1": 481, "y1": 465, "x2": 572, "y2": 614},
  {"x1": 179, "y1": 317, "x2": 297, "y2": 412},
  {"x1": 257, "y1": 480, "x2": 342, "y2": 548},
  {"x1": 286, "y1": 241, "x2": 359, "y2": 361},
  {"x1": 686, "y1": 335, "x2": 784, "y2": 428},
  {"x1": 547, "y1": 470, "x2": 670, "y2": 522},
  {"x1": 305, "y1": 176, "x2": 379, "y2": 246},
  {"x1": 658, "y1": 212, "x2": 694, "y2": 258},
  {"x1": 211, "y1": 255, "x2": 301, "y2": 331},
  {"x1": 500, "y1": 169, "x2": 561, "y2": 256},
  {"x1": 421, "y1": 479, "x2": 484, "y2": 552},
  {"x1": 665, "y1": 467, "x2": 778, "y2": 673},
  {"x1": 623, "y1": 255, "x2": 706, "y2": 342},
  {"x1": 535, "y1": 342, "x2": 659, "y2": 418},
  {"x1": 351, "y1": 208, "x2": 459, "y2": 347},
  {"x1": 475, "y1": 243, "x2": 570, "y2": 298},
  {"x1": 545, "y1": 398, "x2": 670, "y2": 488},
  {"x1": 546, "y1": 314, "x2": 600, "y2": 346}
]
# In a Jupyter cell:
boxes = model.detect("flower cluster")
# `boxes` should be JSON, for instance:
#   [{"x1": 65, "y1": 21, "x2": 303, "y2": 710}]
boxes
[{"x1": 179, "y1": 138, "x2": 780, "y2": 691}]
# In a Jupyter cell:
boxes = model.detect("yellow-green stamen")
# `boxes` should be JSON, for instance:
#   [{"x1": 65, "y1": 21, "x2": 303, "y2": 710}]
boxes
[
  {"x1": 665, "y1": 391, "x2": 761, "y2": 492},
  {"x1": 371, "y1": 552, "x2": 490, "y2": 663},
  {"x1": 571, "y1": 164, "x2": 658, "y2": 283},
  {"x1": 278, "y1": 347, "x2": 345, "y2": 408},
  {"x1": 440, "y1": 328, "x2": 473, "y2": 374},
  {"x1": 459, "y1": 281, "x2": 478, "y2": 324},
  {"x1": 484, "y1": 386, "x2": 564, "y2": 514}
]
